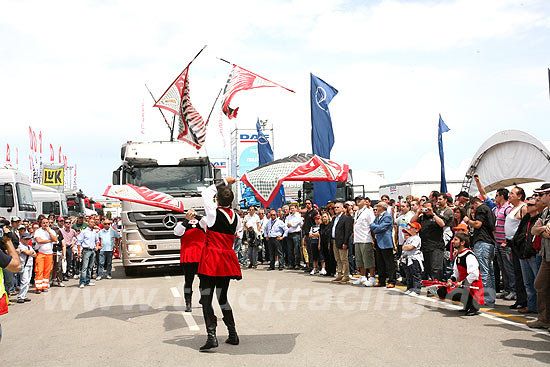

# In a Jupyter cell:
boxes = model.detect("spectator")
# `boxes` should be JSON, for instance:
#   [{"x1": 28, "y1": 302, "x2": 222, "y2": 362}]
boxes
[
  {"x1": 492, "y1": 188, "x2": 516, "y2": 301},
  {"x1": 257, "y1": 209, "x2": 269, "y2": 264},
  {"x1": 59, "y1": 219, "x2": 77, "y2": 279},
  {"x1": 528, "y1": 183, "x2": 550, "y2": 329},
  {"x1": 16, "y1": 232, "x2": 35, "y2": 303},
  {"x1": 353, "y1": 196, "x2": 376, "y2": 287},
  {"x1": 72, "y1": 215, "x2": 88, "y2": 231},
  {"x1": 395, "y1": 201, "x2": 414, "y2": 282},
  {"x1": 320, "y1": 212, "x2": 334, "y2": 276},
  {"x1": 264, "y1": 209, "x2": 286, "y2": 271},
  {"x1": 436, "y1": 193, "x2": 455, "y2": 280},
  {"x1": 0, "y1": 224, "x2": 22, "y2": 342},
  {"x1": 401, "y1": 222, "x2": 423, "y2": 296},
  {"x1": 456, "y1": 191, "x2": 470, "y2": 208},
  {"x1": 370, "y1": 202, "x2": 395, "y2": 288},
  {"x1": 308, "y1": 215, "x2": 323, "y2": 275},
  {"x1": 33, "y1": 218, "x2": 58, "y2": 293},
  {"x1": 302, "y1": 199, "x2": 319, "y2": 271},
  {"x1": 285, "y1": 203, "x2": 303, "y2": 270},
  {"x1": 452, "y1": 207, "x2": 467, "y2": 228},
  {"x1": 50, "y1": 224, "x2": 66, "y2": 287},
  {"x1": 330, "y1": 202, "x2": 353, "y2": 284},
  {"x1": 411, "y1": 201, "x2": 446, "y2": 282},
  {"x1": 465, "y1": 196, "x2": 497, "y2": 306},
  {"x1": 242, "y1": 226, "x2": 258, "y2": 269},
  {"x1": 97, "y1": 220, "x2": 120, "y2": 280},
  {"x1": 77, "y1": 218, "x2": 100, "y2": 288}
]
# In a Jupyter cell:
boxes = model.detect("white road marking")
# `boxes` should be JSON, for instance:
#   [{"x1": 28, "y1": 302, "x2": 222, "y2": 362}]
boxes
[
  {"x1": 182, "y1": 312, "x2": 200, "y2": 331},
  {"x1": 170, "y1": 287, "x2": 181, "y2": 298}
]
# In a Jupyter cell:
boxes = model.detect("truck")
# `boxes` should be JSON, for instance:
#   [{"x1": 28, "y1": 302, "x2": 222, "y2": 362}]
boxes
[
  {"x1": 0, "y1": 166, "x2": 37, "y2": 221},
  {"x1": 112, "y1": 141, "x2": 218, "y2": 276},
  {"x1": 301, "y1": 169, "x2": 355, "y2": 204},
  {"x1": 31, "y1": 183, "x2": 68, "y2": 217},
  {"x1": 65, "y1": 189, "x2": 97, "y2": 217}
]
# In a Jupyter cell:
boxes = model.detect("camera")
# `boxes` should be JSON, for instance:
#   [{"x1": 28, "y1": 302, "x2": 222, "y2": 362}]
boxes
[
  {"x1": 0, "y1": 219, "x2": 10, "y2": 252},
  {"x1": 422, "y1": 208, "x2": 429, "y2": 212}
]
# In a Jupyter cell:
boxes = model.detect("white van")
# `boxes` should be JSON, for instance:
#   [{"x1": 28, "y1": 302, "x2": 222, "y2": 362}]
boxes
[
  {"x1": 0, "y1": 167, "x2": 37, "y2": 221},
  {"x1": 31, "y1": 183, "x2": 68, "y2": 217}
]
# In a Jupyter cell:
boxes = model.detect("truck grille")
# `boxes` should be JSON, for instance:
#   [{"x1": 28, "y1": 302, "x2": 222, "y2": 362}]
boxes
[{"x1": 134, "y1": 210, "x2": 203, "y2": 240}]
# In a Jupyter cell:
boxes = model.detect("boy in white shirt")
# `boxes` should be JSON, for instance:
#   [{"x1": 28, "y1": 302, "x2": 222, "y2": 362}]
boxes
[{"x1": 401, "y1": 222, "x2": 423, "y2": 296}]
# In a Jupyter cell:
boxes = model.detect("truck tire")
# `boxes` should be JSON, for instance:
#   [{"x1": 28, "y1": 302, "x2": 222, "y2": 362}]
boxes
[{"x1": 124, "y1": 266, "x2": 140, "y2": 277}]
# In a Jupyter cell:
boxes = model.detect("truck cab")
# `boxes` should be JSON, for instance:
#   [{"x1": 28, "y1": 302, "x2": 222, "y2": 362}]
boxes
[
  {"x1": 0, "y1": 167, "x2": 37, "y2": 221},
  {"x1": 302, "y1": 169, "x2": 354, "y2": 204},
  {"x1": 31, "y1": 183, "x2": 68, "y2": 217},
  {"x1": 113, "y1": 141, "x2": 215, "y2": 275}
]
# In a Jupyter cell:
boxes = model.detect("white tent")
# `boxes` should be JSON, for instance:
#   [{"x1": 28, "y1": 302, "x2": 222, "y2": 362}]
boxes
[{"x1": 464, "y1": 130, "x2": 550, "y2": 194}]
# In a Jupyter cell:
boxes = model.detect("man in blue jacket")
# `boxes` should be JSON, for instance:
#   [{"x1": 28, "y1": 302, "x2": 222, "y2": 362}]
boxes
[{"x1": 370, "y1": 202, "x2": 396, "y2": 288}]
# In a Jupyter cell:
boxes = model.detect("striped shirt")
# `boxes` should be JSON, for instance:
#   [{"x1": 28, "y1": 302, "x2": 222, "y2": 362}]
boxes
[{"x1": 492, "y1": 202, "x2": 512, "y2": 244}]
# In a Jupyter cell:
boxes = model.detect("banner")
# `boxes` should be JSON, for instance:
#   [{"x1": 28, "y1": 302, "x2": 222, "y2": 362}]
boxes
[
  {"x1": 49, "y1": 144, "x2": 54, "y2": 161},
  {"x1": 43, "y1": 165, "x2": 64, "y2": 186},
  {"x1": 310, "y1": 73, "x2": 338, "y2": 206}
]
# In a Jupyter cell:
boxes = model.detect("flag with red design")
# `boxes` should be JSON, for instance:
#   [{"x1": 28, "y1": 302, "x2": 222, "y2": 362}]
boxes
[
  {"x1": 153, "y1": 67, "x2": 207, "y2": 149},
  {"x1": 221, "y1": 65, "x2": 294, "y2": 119},
  {"x1": 240, "y1": 153, "x2": 349, "y2": 207},
  {"x1": 6, "y1": 144, "x2": 10, "y2": 163},
  {"x1": 103, "y1": 184, "x2": 185, "y2": 213},
  {"x1": 49, "y1": 144, "x2": 54, "y2": 161}
]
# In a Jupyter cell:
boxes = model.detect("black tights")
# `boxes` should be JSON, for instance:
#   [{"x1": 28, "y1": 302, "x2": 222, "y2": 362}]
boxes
[
  {"x1": 182, "y1": 263, "x2": 199, "y2": 297},
  {"x1": 199, "y1": 276, "x2": 234, "y2": 330}
]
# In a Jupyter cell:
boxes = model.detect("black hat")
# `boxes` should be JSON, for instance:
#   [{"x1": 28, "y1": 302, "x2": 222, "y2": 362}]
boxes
[
  {"x1": 534, "y1": 183, "x2": 550, "y2": 194},
  {"x1": 354, "y1": 196, "x2": 365, "y2": 201},
  {"x1": 457, "y1": 191, "x2": 469, "y2": 198}
]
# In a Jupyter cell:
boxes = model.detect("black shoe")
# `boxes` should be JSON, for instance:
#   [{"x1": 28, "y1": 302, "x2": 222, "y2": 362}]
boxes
[
  {"x1": 267, "y1": 267, "x2": 275, "y2": 271},
  {"x1": 184, "y1": 293, "x2": 192, "y2": 312},
  {"x1": 458, "y1": 308, "x2": 467, "y2": 313},
  {"x1": 200, "y1": 327, "x2": 218, "y2": 351},
  {"x1": 279, "y1": 267, "x2": 284, "y2": 271},
  {"x1": 222, "y1": 311, "x2": 239, "y2": 345},
  {"x1": 509, "y1": 303, "x2": 526, "y2": 310},
  {"x1": 465, "y1": 309, "x2": 478, "y2": 316},
  {"x1": 17, "y1": 298, "x2": 25, "y2": 304}
]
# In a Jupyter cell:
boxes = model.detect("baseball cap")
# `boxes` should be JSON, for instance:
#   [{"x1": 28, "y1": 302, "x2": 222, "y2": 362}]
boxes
[
  {"x1": 534, "y1": 183, "x2": 550, "y2": 194},
  {"x1": 457, "y1": 191, "x2": 469, "y2": 198},
  {"x1": 18, "y1": 224, "x2": 25, "y2": 230},
  {"x1": 354, "y1": 196, "x2": 365, "y2": 201},
  {"x1": 402, "y1": 222, "x2": 421, "y2": 235},
  {"x1": 453, "y1": 223, "x2": 468, "y2": 231},
  {"x1": 22, "y1": 233, "x2": 32, "y2": 240},
  {"x1": 57, "y1": 216, "x2": 65, "y2": 222},
  {"x1": 10, "y1": 216, "x2": 21, "y2": 222}
]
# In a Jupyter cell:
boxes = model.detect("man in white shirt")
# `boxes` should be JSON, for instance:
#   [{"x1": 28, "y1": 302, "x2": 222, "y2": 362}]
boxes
[
  {"x1": 352, "y1": 196, "x2": 376, "y2": 286},
  {"x1": 243, "y1": 206, "x2": 261, "y2": 236},
  {"x1": 33, "y1": 218, "x2": 58, "y2": 293},
  {"x1": 285, "y1": 203, "x2": 304, "y2": 269}
]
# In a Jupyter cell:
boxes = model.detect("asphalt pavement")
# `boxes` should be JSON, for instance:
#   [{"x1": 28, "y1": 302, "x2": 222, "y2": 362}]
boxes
[{"x1": 1, "y1": 260, "x2": 549, "y2": 366}]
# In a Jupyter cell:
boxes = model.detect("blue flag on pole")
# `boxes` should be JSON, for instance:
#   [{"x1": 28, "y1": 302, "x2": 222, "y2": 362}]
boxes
[
  {"x1": 311, "y1": 73, "x2": 338, "y2": 206},
  {"x1": 438, "y1": 114, "x2": 451, "y2": 194},
  {"x1": 256, "y1": 120, "x2": 285, "y2": 209}
]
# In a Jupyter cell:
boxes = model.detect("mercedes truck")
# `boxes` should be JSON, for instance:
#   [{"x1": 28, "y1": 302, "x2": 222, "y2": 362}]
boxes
[{"x1": 112, "y1": 141, "x2": 218, "y2": 276}]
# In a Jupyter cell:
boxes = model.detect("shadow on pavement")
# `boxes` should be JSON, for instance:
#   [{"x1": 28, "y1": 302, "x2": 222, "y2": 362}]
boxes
[
  {"x1": 163, "y1": 333, "x2": 300, "y2": 354},
  {"x1": 75, "y1": 305, "x2": 187, "y2": 321},
  {"x1": 501, "y1": 335, "x2": 550, "y2": 364},
  {"x1": 416, "y1": 303, "x2": 465, "y2": 318}
]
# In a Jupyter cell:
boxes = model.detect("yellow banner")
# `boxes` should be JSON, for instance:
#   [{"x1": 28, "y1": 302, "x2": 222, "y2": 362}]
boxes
[{"x1": 43, "y1": 167, "x2": 64, "y2": 186}]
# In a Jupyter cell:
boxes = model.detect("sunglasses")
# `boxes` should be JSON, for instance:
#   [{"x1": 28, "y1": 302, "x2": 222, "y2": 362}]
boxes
[{"x1": 527, "y1": 203, "x2": 536, "y2": 207}]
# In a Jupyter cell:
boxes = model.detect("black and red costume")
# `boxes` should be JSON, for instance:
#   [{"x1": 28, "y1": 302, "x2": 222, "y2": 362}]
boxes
[
  {"x1": 197, "y1": 180, "x2": 242, "y2": 350},
  {"x1": 174, "y1": 217, "x2": 206, "y2": 311}
]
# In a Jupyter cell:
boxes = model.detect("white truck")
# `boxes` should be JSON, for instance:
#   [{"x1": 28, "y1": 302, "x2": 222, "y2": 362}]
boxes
[
  {"x1": 0, "y1": 166, "x2": 37, "y2": 221},
  {"x1": 31, "y1": 183, "x2": 69, "y2": 217},
  {"x1": 112, "y1": 141, "x2": 219, "y2": 276}
]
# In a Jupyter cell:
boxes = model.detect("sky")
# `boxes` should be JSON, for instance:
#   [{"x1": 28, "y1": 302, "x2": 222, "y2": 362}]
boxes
[{"x1": 1, "y1": 0, "x2": 550, "y2": 199}]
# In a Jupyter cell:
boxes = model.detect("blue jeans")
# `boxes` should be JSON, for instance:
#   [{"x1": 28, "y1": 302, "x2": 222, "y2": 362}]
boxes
[
  {"x1": 80, "y1": 249, "x2": 96, "y2": 286},
  {"x1": 287, "y1": 232, "x2": 301, "y2": 267},
  {"x1": 98, "y1": 251, "x2": 113, "y2": 277},
  {"x1": 519, "y1": 256, "x2": 542, "y2": 312},
  {"x1": 2, "y1": 268, "x2": 16, "y2": 294},
  {"x1": 233, "y1": 238, "x2": 243, "y2": 264},
  {"x1": 495, "y1": 244, "x2": 516, "y2": 292},
  {"x1": 473, "y1": 241, "x2": 496, "y2": 306}
]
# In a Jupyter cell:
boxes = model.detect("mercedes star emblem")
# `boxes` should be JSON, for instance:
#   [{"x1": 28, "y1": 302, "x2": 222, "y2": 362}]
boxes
[{"x1": 162, "y1": 215, "x2": 177, "y2": 229}]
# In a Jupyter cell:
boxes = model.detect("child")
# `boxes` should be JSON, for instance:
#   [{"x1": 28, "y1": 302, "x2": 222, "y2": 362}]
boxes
[
  {"x1": 17, "y1": 233, "x2": 36, "y2": 303},
  {"x1": 309, "y1": 215, "x2": 323, "y2": 275},
  {"x1": 437, "y1": 232, "x2": 484, "y2": 316},
  {"x1": 401, "y1": 222, "x2": 423, "y2": 296},
  {"x1": 243, "y1": 226, "x2": 258, "y2": 268}
]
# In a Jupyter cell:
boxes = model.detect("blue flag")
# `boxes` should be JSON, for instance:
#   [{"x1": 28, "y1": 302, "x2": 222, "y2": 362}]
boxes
[
  {"x1": 438, "y1": 114, "x2": 451, "y2": 194},
  {"x1": 256, "y1": 120, "x2": 285, "y2": 209},
  {"x1": 311, "y1": 73, "x2": 338, "y2": 206}
]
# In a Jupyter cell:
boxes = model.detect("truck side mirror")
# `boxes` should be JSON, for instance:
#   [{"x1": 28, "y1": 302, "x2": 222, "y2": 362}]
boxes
[
  {"x1": 4, "y1": 183, "x2": 14, "y2": 208},
  {"x1": 213, "y1": 168, "x2": 222, "y2": 180},
  {"x1": 298, "y1": 190, "x2": 302, "y2": 201},
  {"x1": 54, "y1": 201, "x2": 60, "y2": 215},
  {"x1": 112, "y1": 170, "x2": 120, "y2": 185}
]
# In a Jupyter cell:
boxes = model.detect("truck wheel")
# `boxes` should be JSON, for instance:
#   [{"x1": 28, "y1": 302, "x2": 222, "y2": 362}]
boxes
[{"x1": 124, "y1": 267, "x2": 139, "y2": 276}]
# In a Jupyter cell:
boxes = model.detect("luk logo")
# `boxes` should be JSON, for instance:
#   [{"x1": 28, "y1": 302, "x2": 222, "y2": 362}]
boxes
[{"x1": 239, "y1": 134, "x2": 269, "y2": 143}]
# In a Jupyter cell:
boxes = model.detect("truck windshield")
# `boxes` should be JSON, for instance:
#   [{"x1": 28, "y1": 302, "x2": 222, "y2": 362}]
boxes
[
  {"x1": 61, "y1": 200, "x2": 68, "y2": 216},
  {"x1": 16, "y1": 183, "x2": 35, "y2": 212},
  {"x1": 127, "y1": 165, "x2": 210, "y2": 193}
]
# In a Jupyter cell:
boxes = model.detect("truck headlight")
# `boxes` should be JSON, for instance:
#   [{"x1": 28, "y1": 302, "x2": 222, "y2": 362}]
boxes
[{"x1": 128, "y1": 244, "x2": 143, "y2": 253}]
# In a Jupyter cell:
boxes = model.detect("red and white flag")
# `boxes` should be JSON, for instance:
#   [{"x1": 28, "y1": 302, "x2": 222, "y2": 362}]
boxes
[
  {"x1": 154, "y1": 67, "x2": 207, "y2": 150},
  {"x1": 29, "y1": 155, "x2": 33, "y2": 170},
  {"x1": 103, "y1": 184, "x2": 185, "y2": 213},
  {"x1": 32, "y1": 131, "x2": 37, "y2": 153},
  {"x1": 74, "y1": 164, "x2": 77, "y2": 176},
  {"x1": 39, "y1": 131, "x2": 42, "y2": 154},
  {"x1": 49, "y1": 144, "x2": 54, "y2": 161},
  {"x1": 6, "y1": 144, "x2": 10, "y2": 163},
  {"x1": 63, "y1": 155, "x2": 67, "y2": 170},
  {"x1": 58, "y1": 146, "x2": 62, "y2": 163},
  {"x1": 221, "y1": 64, "x2": 294, "y2": 119},
  {"x1": 29, "y1": 127, "x2": 34, "y2": 151}
]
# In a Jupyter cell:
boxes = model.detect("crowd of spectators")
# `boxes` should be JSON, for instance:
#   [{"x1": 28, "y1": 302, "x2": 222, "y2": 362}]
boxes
[{"x1": 234, "y1": 177, "x2": 550, "y2": 328}]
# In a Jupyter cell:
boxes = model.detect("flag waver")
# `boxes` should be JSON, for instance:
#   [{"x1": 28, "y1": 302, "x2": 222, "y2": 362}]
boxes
[{"x1": 221, "y1": 65, "x2": 294, "y2": 119}]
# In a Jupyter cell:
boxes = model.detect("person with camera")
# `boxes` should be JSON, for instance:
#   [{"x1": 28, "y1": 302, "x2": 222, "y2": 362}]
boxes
[
  {"x1": 0, "y1": 220, "x2": 22, "y2": 342},
  {"x1": 2, "y1": 217, "x2": 21, "y2": 298},
  {"x1": 33, "y1": 217, "x2": 58, "y2": 293}
]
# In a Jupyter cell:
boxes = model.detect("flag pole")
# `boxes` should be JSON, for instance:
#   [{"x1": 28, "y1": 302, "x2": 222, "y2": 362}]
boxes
[
  {"x1": 205, "y1": 88, "x2": 223, "y2": 125},
  {"x1": 145, "y1": 84, "x2": 171, "y2": 130},
  {"x1": 216, "y1": 57, "x2": 295, "y2": 93}
]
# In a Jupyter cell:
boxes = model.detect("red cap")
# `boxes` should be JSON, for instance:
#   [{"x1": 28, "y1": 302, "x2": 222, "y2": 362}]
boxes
[{"x1": 57, "y1": 216, "x2": 65, "y2": 221}]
